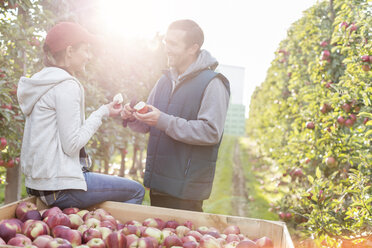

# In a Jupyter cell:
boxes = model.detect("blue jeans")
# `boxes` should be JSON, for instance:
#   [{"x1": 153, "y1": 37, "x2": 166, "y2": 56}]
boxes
[{"x1": 50, "y1": 172, "x2": 145, "y2": 209}]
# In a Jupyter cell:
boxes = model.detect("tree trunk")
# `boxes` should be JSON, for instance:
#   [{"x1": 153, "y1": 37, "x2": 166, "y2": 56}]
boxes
[
  {"x1": 4, "y1": 167, "x2": 22, "y2": 204},
  {"x1": 120, "y1": 151, "x2": 126, "y2": 177},
  {"x1": 129, "y1": 146, "x2": 137, "y2": 175},
  {"x1": 104, "y1": 159, "x2": 109, "y2": 174}
]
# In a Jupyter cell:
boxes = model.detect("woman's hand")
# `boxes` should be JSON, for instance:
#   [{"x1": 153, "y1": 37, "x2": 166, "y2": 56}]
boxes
[
  {"x1": 106, "y1": 101, "x2": 123, "y2": 117},
  {"x1": 120, "y1": 102, "x2": 136, "y2": 121}
]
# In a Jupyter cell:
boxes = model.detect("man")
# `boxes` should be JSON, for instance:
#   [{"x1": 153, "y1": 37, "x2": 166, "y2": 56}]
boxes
[{"x1": 121, "y1": 19, "x2": 230, "y2": 212}]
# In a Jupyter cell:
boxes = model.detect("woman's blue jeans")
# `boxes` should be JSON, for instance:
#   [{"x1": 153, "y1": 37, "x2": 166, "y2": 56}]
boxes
[{"x1": 51, "y1": 172, "x2": 145, "y2": 209}]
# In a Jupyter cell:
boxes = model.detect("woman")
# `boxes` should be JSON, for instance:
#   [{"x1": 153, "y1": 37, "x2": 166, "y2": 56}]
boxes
[{"x1": 17, "y1": 22, "x2": 145, "y2": 209}]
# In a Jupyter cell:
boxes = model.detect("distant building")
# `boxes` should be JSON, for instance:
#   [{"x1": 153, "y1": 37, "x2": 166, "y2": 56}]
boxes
[{"x1": 217, "y1": 64, "x2": 246, "y2": 136}]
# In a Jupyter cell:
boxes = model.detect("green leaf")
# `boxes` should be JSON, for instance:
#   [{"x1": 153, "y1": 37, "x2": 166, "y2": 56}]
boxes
[{"x1": 316, "y1": 167, "x2": 321, "y2": 179}]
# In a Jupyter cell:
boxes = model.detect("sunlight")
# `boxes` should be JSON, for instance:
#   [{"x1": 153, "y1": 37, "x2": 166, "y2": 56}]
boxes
[{"x1": 97, "y1": 0, "x2": 167, "y2": 38}]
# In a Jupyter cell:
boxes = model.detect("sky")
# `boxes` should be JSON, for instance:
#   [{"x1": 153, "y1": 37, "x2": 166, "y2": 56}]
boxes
[{"x1": 98, "y1": 0, "x2": 319, "y2": 114}]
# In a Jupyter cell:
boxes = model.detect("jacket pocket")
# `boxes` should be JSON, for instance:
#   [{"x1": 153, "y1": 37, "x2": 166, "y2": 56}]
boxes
[{"x1": 185, "y1": 158, "x2": 216, "y2": 183}]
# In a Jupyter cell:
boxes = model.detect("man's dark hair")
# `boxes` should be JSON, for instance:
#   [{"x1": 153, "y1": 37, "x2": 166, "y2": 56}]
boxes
[{"x1": 168, "y1": 19, "x2": 204, "y2": 48}]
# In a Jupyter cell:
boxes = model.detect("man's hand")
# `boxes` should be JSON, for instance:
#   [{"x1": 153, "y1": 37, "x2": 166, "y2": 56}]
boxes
[
  {"x1": 121, "y1": 102, "x2": 136, "y2": 122},
  {"x1": 106, "y1": 101, "x2": 123, "y2": 117},
  {"x1": 133, "y1": 105, "x2": 161, "y2": 126}
]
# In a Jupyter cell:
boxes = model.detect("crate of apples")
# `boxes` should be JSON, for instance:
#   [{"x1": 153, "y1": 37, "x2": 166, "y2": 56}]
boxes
[{"x1": 0, "y1": 197, "x2": 292, "y2": 248}]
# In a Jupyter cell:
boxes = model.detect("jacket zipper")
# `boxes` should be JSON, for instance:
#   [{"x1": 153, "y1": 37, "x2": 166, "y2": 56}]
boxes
[{"x1": 184, "y1": 158, "x2": 191, "y2": 175}]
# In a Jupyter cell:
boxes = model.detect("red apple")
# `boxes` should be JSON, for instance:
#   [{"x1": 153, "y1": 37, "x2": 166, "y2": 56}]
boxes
[
  {"x1": 306, "y1": 122, "x2": 315, "y2": 129},
  {"x1": 163, "y1": 234, "x2": 183, "y2": 248},
  {"x1": 176, "y1": 225, "x2": 190, "y2": 238},
  {"x1": 183, "y1": 241, "x2": 199, "y2": 248},
  {"x1": 125, "y1": 234, "x2": 139, "y2": 248},
  {"x1": 320, "y1": 41, "x2": 328, "y2": 47},
  {"x1": 226, "y1": 234, "x2": 241, "y2": 243},
  {"x1": 134, "y1": 101, "x2": 150, "y2": 114},
  {"x1": 339, "y1": 21, "x2": 349, "y2": 30},
  {"x1": 76, "y1": 209, "x2": 89, "y2": 219},
  {"x1": 42, "y1": 206, "x2": 63, "y2": 219},
  {"x1": 236, "y1": 240, "x2": 258, "y2": 248},
  {"x1": 121, "y1": 224, "x2": 141, "y2": 237},
  {"x1": 101, "y1": 215, "x2": 118, "y2": 229},
  {"x1": 82, "y1": 228, "x2": 102, "y2": 243},
  {"x1": 125, "y1": 220, "x2": 142, "y2": 226},
  {"x1": 199, "y1": 235, "x2": 222, "y2": 248},
  {"x1": 349, "y1": 23, "x2": 357, "y2": 32},
  {"x1": 45, "y1": 213, "x2": 71, "y2": 229},
  {"x1": 100, "y1": 220, "x2": 117, "y2": 231},
  {"x1": 68, "y1": 214, "x2": 84, "y2": 229},
  {"x1": 187, "y1": 230, "x2": 203, "y2": 242},
  {"x1": 225, "y1": 241, "x2": 240, "y2": 248},
  {"x1": 321, "y1": 50, "x2": 330, "y2": 60},
  {"x1": 16, "y1": 201, "x2": 38, "y2": 221},
  {"x1": 0, "y1": 219, "x2": 23, "y2": 242},
  {"x1": 97, "y1": 227, "x2": 113, "y2": 240},
  {"x1": 7, "y1": 233, "x2": 32, "y2": 247},
  {"x1": 0, "y1": 237, "x2": 5, "y2": 245},
  {"x1": 364, "y1": 117, "x2": 369, "y2": 125},
  {"x1": 337, "y1": 116, "x2": 346, "y2": 125},
  {"x1": 22, "y1": 210, "x2": 42, "y2": 222},
  {"x1": 53, "y1": 225, "x2": 82, "y2": 247},
  {"x1": 183, "y1": 220, "x2": 195, "y2": 230},
  {"x1": 164, "y1": 220, "x2": 179, "y2": 229},
  {"x1": 142, "y1": 217, "x2": 165, "y2": 229},
  {"x1": 342, "y1": 103, "x2": 351, "y2": 113},
  {"x1": 33, "y1": 235, "x2": 54, "y2": 248},
  {"x1": 46, "y1": 237, "x2": 72, "y2": 248},
  {"x1": 197, "y1": 226, "x2": 210, "y2": 235},
  {"x1": 63, "y1": 207, "x2": 80, "y2": 215},
  {"x1": 361, "y1": 55, "x2": 370, "y2": 62},
  {"x1": 105, "y1": 231, "x2": 126, "y2": 248},
  {"x1": 137, "y1": 237, "x2": 154, "y2": 248},
  {"x1": 142, "y1": 227, "x2": 162, "y2": 244},
  {"x1": 182, "y1": 235, "x2": 197, "y2": 243},
  {"x1": 85, "y1": 218, "x2": 101, "y2": 229},
  {"x1": 22, "y1": 219, "x2": 50, "y2": 240},
  {"x1": 223, "y1": 225, "x2": 240, "y2": 235},
  {"x1": 344, "y1": 119, "x2": 354, "y2": 128},
  {"x1": 0, "y1": 137, "x2": 7, "y2": 150}
]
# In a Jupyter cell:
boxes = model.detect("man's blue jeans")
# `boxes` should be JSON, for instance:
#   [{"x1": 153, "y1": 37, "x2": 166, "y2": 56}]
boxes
[{"x1": 50, "y1": 172, "x2": 145, "y2": 209}]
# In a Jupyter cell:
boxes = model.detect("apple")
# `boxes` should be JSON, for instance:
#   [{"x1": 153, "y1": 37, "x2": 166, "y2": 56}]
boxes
[
  {"x1": 22, "y1": 219, "x2": 50, "y2": 240},
  {"x1": 21, "y1": 209, "x2": 42, "y2": 222},
  {"x1": 0, "y1": 137, "x2": 7, "y2": 150},
  {"x1": 0, "y1": 237, "x2": 5, "y2": 245},
  {"x1": 113, "y1": 93, "x2": 124, "y2": 109},
  {"x1": 125, "y1": 220, "x2": 142, "y2": 226},
  {"x1": 199, "y1": 235, "x2": 222, "y2": 248},
  {"x1": 223, "y1": 225, "x2": 240, "y2": 235},
  {"x1": 68, "y1": 214, "x2": 84, "y2": 229},
  {"x1": 197, "y1": 226, "x2": 210, "y2": 235},
  {"x1": 225, "y1": 241, "x2": 240, "y2": 248},
  {"x1": 326, "y1": 157, "x2": 337, "y2": 167},
  {"x1": 182, "y1": 235, "x2": 197, "y2": 243},
  {"x1": 137, "y1": 237, "x2": 155, "y2": 248},
  {"x1": 176, "y1": 225, "x2": 190, "y2": 237},
  {"x1": 161, "y1": 228, "x2": 176, "y2": 240},
  {"x1": 76, "y1": 209, "x2": 90, "y2": 219},
  {"x1": 42, "y1": 206, "x2": 63, "y2": 219},
  {"x1": 82, "y1": 228, "x2": 102, "y2": 243},
  {"x1": 142, "y1": 227, "x2": 162, "y2": 244},
  {"x1": 0, "y1": 219, "x2": 23, "y2": 242},
  {"x1": 364, "y1": 117, "x2": 369, "y2": 125},
  {"x1": 75, "y1": 246, "x2": 90, "y2": 248},
  {"x1": 164, "y1": 220, "x2": 179, "y2": 229},
  {"x1": 121, "y1": 224, "x2": 142, "y2": 237},
  {"x1": 105, "y1": 231, "x2": 126, "y2": 248},
  {"x1": 45, "y1": 213, "x2": 71, "y2": 229},
  {"x1": 362, "y1": 64, "x2": 370, "y2": 71},
  {"x1": 63, "y1": 207, "x2": 80, "y2": 215},
  {"x1": 226, "y1": 234, "x2": 241, "y2": 243},
  {"x1": 142, "y1": 217, "x2": 165, "y2": 229},
  {"x1": 236, "y1": 240, "x2": 258, "y2": 248},
  {"x1": 163, "y1": 234, "x2": 183, "y2": 248},
  {"x1": 7, "y1": 233, "x2": 33, "y2": 247},
  {"x1": 339, "y1": 21, "x2": 348, "y2": 30},
  {"x1": 97, "y1": 226, "x2": 113, "y2": 240},
  {"x1": 361, "y1": 55, "x2": 370, "y2": 62},
  {"x1": 183, "y1": 221, "x2": 195, "y2": 230},
  {"x1": 321, "y1": 50, "x2": 330, "y2": 60},
  {"x1": 134, "y1": 101, "x2": 149, "y2": 114},
  {"x1": 337, "y1": 116, "x2": 345, "y2": 125},
  {"x1": 101, "y1": 215, "x2": 118, "y2": 229},
  {"x1": 53, "y1": 225, "x2": 82, "y2": 247},
  {"x1": 344, "y1": 119, "x2": 354, "y2": 128},
  {"x1": 46, "y1": 237, "x2": 73, "y2": 248},
  {"x1": 85, "y1": 217, "x2": 101, "y2": 229},
  {"x1": 320, "y1": 41, "x2": 328, "y2": 47},
  {"x1": 183, "y1": 241, "x2": 199, "y2": 248},
  {"x1": 187, "y1": 230, "x2": 203, "y2": 242},
  {"x1": 33, "y1": 235, "x2": 54, "y2": 248},
  {"x1": 341, "y1": 103, "x2": 351, "y2": 113},
  {"x1": 125, "y1": 234, "x2": 139, "y2": 248},
  {"x1": 305, "y1": 122, "x2": 315, "y2": 129},
  {"x1": 349, "y1": 23, "x2": 357, "y2": 32},
  {"x1": 206, "y1": 231, "x2": 221, "y2": 239},
  {"x1": 16, "y1": 201, "x2": 38, "y2": 221}
]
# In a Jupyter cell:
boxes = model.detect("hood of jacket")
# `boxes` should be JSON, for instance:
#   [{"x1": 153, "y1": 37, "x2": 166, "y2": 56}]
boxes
[
  {"x1": 17, "y1": 67, "x2": 76, "y2": 116},
  {"x1": 170, "y1": 49, "x2": 219, "y2": 83}
]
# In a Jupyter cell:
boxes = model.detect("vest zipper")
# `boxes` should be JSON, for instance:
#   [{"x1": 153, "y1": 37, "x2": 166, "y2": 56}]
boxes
[{"x1": 184, "y1": 158, "x2": 191, "y2": 175}]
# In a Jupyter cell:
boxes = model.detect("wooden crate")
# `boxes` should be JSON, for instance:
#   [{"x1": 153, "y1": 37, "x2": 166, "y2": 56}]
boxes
[{"x1": 0, "y1": 197, "x2": 294, "y2": 248}]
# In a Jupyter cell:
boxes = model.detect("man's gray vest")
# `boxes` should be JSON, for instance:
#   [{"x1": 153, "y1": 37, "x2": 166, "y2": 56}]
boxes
[{"x1": 144, "y1": 69, "x2": 230, "y2": 200}]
